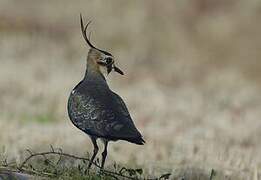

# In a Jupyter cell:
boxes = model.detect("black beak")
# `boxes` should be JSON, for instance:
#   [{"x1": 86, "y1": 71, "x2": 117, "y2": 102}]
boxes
[
  {"x1": 113, "y1": 65, "x2": 124, "y2": 75},
  {"x1": 105, "y1": 62, "x2": 124, "y2": 75}
]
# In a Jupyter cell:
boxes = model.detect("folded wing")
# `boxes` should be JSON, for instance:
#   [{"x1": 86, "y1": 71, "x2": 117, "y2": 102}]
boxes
[{"x1": 68, "y1": 84, "x2": 145, "y2": 144}]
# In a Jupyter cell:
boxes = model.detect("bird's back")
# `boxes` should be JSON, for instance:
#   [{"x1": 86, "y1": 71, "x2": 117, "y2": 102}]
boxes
[{"x1": 68, "y1": 75, "x2": 145, "y2": 145}]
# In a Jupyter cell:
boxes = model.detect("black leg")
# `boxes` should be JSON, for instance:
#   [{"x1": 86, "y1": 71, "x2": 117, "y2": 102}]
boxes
[
  {"x1": 88, "y1": 136, "x2": 99, "y2": 169},
  {"x1": 101, "y1": 139, "x2": 108, "y2": 169}
]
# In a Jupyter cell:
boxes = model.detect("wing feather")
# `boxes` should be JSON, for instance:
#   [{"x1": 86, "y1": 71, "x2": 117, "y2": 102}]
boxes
[{"x1": 68, "y1": 84, "x2": 142, "y2": 141}]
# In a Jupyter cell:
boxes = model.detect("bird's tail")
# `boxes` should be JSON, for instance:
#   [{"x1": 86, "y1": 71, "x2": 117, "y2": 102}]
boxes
[{"x1": 127, "y1": 136, "x2": 145, "y2": 145}]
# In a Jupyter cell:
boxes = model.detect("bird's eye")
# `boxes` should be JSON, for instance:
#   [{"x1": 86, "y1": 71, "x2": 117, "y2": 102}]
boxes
[{"x1": 105, "y1": 57, "x2": 113, "y2": 64}]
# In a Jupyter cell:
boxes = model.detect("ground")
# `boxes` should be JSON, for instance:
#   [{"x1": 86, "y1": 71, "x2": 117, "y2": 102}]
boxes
[{"x1": 0, "y1": 0, "x2": 261, "y2": 179}]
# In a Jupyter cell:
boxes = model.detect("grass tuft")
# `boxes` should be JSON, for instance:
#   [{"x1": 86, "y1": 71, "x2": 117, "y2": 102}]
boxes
[{"x1": 1, "y1": 147, "x2": 172, "y2": 180}]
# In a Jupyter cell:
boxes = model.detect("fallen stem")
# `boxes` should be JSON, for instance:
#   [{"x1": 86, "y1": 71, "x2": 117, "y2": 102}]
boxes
[{"x1": 17, "y1": 150, "x2": 157, "y2": 180}]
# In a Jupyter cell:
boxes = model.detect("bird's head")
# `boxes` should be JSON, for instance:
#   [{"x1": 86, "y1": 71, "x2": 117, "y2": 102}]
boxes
[{"x1": 80, "y1": 15, "x2": 124, "y2": 76}]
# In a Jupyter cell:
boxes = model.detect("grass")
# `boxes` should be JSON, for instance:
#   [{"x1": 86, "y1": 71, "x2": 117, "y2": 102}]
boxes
[
  {"x1": 0, "y1": 147, "x2": 253, "y2": 179},
  {"x1": 0, "y1": 150, "x2": 246, "y2": 180},
  {"x1": 20, "y1": 113, "x2": 58, "y2": 124},
  {"x1": 0, "y1": 148, "x2": 171, "y2": 179}
]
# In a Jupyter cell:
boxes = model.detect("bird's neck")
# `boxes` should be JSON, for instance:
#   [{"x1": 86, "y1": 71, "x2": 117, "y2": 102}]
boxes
[{"x1": 84, "y1": 62, "x2": 106, "y2": 83}]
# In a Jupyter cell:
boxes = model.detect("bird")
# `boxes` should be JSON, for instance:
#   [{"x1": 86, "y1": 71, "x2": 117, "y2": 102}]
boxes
[{"x1": 67, "y1": 15, "x2": 145, "y2": 169}]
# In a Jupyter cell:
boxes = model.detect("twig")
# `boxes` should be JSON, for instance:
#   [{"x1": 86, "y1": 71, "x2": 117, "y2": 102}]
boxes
[
  {"x1": 18, "y1": 151, "x2": 93, "y2": 170},
  {"x1": 17, "y1": 150, "x2": 151, "y2": 180}
]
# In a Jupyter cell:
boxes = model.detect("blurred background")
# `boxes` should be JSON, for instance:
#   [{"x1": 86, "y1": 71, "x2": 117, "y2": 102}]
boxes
[{"x1": 0, "y1": 0, "x2": 261, "y2": 179}]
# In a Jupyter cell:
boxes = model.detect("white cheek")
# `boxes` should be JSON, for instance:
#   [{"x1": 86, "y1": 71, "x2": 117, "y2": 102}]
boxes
[{"x1": 99, "y1": 66, "x2": 108, "y2": 76}]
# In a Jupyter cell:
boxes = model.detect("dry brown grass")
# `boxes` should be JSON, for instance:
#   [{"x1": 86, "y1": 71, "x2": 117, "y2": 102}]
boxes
[{"x1": 0, "y1": 0, "x2": 261, "y2": 179}]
